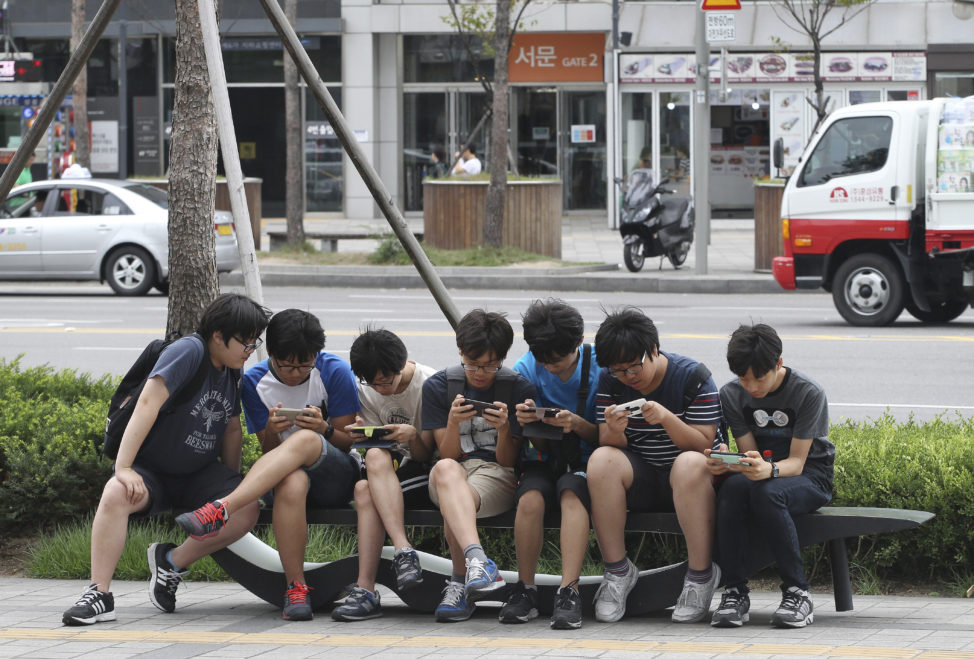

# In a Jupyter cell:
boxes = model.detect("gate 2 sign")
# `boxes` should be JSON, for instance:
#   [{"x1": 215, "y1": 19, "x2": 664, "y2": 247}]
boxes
[{"x1": 509, "y1": 33, "x2": 605, "y2": 83}]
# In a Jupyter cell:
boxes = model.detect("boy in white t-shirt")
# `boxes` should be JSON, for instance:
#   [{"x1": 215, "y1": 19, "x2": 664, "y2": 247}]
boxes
[{"x1": 331, "y1": 328, "x2": 437, "y2": 621}]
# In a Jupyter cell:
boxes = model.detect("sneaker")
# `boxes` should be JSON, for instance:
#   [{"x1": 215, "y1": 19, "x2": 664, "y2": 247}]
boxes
[
  {"x1": 464, "y1": 556, "x2": 505, "y2": 600},
  {"x1": 393, "y1": 548, "x2": 424, "y2": 591},
  {"x1": 331, "y1": 585, "x2": 382, "y2": 621},
  {"x1": 672, "y1": 563, "x2": 721, "y2": 623},
  {"x1": 62, "y1": 584, "x2": 116, "y2": 626},
  {"x1": 434, "y1": 579, "x2": 475, "y2": 622},
  {"x1": 711, "y1": 587, "x2": 750, "y2": 628},
  {"x1": 771, "y1": 586, "x2": 814, "y2": 628},
  {"x1": 594, "y1": 558, "x2": 638, "y2": 623},
  {"x1": 550, "y1": 581, "x2": 583, "y2": 630},
  {"x1": 174, "y1": 500, "x2": 228, "y2": 540},
  {"x1": 147, "y1": 542, "x2": 187, "y2": 613},
  {"x1": 498, "y1": 581, "x2": 539, "y2": 624},
  {"x1": 283, "y1": 581, "x2": 313, "y2": 621}
]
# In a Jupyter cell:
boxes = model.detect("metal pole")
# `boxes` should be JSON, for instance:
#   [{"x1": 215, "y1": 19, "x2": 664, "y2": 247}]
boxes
[
  {"x1": 0, "y1": 0, "x2": 122, "y2": 202},
  {"x1": 119, "y1": 19, "x2": 128, "y2": 178},
  {"x1": 257, "y1": 0, "x2": 462, "y2": 330},
  {"x1": 693, "y1": 7, "x2": 710, "y2": 274},
  {"x1": 197, "y1": 0, "x2": 266, "y2": 357}
]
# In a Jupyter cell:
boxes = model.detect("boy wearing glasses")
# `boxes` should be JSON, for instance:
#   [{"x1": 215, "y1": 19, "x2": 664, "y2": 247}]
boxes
[
  {"x1": 422, "y1": 309, "x2": 536, "y2": 622},
  {"x1": 174, "y1": 308, "x2": 360, "y2": 622},
  {"x1": 504, "y1": 299, "x2": 600, "y2": 629},
  {"x1": 62, "y1": 293, "x2": 271, "y2": 626},
  {"x1": 589, "y1": 307, "x2": 722, "y2": 624},
  {"x1": 330, "y1": 328, "x2": 437, "y2": 621}
]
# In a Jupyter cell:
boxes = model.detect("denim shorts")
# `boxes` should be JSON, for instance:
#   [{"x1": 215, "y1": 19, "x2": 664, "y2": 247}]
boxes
[{"x1": 304, "y1": 434, "x2": 359, "y2": 507}]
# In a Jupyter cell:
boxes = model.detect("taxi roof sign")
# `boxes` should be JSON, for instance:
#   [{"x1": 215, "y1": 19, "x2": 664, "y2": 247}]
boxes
[{"x1": 701, "y1": 0, "x2": 741, "y2": 9}]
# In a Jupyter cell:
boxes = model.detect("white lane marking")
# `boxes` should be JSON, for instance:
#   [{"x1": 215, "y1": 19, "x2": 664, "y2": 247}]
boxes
[{"x1": 831, "y1": 402, "x2": 974, "y2": 410}]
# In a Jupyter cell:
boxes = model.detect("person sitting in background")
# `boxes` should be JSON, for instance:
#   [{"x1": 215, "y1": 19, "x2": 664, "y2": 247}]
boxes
[{"x1": 453, "y1": 144, "x2": 482, "y2": 176}]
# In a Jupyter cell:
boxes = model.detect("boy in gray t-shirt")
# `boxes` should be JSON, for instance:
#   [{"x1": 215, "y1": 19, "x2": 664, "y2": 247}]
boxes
[{"x1": 707, "y1": 323, "x2": 835, "y2": 630}]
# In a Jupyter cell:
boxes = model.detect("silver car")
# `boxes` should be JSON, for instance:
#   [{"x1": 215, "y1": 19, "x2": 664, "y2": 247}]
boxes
[{"x1": 0, "y1": 178, "x2": 238, "y2": 295}]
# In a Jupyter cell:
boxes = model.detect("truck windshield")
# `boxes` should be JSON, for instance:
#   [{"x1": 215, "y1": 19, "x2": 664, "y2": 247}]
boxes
[{"x1": 798, "y1": 116, "x2": 892, "y2": 187}]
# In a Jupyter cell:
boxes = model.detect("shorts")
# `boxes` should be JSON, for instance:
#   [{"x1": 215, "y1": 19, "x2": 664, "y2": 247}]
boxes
[
  {"x1": 361, "y1": 451, "x2": 432, "y2": 509},
  {"x1": 130, "y1": 461, "x2": 243, "y2": 519},
  {"x1": 305, "y1": 434, "x2": 359, "y2": 507},
  {"x1": 622, "y1": 449, "x2": 675, "y2": 513},
  {"x1": 515, "y1": 462, "x2": 591, "y2": 512},
  {"x1": 428, "y1": 458, "x2": 516, "y2": 519}
]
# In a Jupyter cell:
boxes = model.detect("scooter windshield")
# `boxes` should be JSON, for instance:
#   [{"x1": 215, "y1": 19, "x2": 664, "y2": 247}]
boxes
[{"x1": 625, "y1": 169, "x2": 656, "y2": 207}]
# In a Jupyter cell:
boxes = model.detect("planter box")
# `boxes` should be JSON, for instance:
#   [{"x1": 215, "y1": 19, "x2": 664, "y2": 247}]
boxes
[
  {"x1": 423, "y1": 178, "x2": 562, "y2": 258},
  {"x1": 753, "y1": 181, "x2": 785, "y2": 273}
]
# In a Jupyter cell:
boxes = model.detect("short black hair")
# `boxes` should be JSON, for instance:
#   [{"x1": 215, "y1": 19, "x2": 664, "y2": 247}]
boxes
[
  {"x1": 521, "y1": 298, "x2": 585, "y2": 364},
  {"x1": 197, "y1": 293, "x2": 271, "y2": 346},
  {"x1": 432, "y1": 144, "x2": 447, "y2": 162},
  {"x1": 349, "y1": 327, "x2": 408, "y2": 382},
  {"x1": 266, "y1": 309, "x2": 326, "y2": 362},
  {"x1": 466, "y1": 143, "x2": 477, "y2": 156},
  {"x1": 726, "y1": 323, "x2": 782, "y2": 378},
  {"x1": 594, "y1": 307, "x2": 660, "y2": 368},
  {"x1": 456, "y1": 309, "x2": 513, "y2": 361}
]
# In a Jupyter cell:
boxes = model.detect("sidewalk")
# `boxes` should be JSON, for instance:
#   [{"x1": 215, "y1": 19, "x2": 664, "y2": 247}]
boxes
[
  {"x1": 220, "y1": 216, "x2": 785, "y2": 294},
  {"x1": 4, "y1": 577, "x2": 974, "y2": 657}
]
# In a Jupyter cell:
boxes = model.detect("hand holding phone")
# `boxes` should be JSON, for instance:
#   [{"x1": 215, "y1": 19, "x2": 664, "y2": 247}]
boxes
[
  {"x1": 465, "y1": 399, "x2": 500, "y2": 416},
  {"x1": 278, "y1": 407, "x2": 313, "y2": 424},
  {"x1": 350, "y1": 426, "x2": 393, "y2": 439},
  {"x1": 525, "y1": 406, "x2": 561, "y2": 419},
  {"x1": 613, "y1": 398, "x2": 647, "y2": 417},
  {"x1": 710, "y1": 451, "x2": 747, "y2": 465}
]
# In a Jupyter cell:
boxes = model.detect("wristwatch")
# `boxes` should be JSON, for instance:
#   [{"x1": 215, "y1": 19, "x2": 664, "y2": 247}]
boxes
[
  {"x1": 323, "y1": 421, "x2": 335, "y2": 440},
  {"x1": 769, "y1": 461, "x2": 779, "y2": 479}
]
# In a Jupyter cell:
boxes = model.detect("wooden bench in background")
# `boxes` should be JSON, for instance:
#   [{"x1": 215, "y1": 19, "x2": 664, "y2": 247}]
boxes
[
  {"x1": 266, "y1": 230, "x2": 424, "y2": 253},
  {"x1": 211, "y1": 506, "x2": 933, "y2": 617}
]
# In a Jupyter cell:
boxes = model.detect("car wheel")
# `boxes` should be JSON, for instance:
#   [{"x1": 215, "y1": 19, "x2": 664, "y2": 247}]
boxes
[
  {"x1": 905, "y1": 298, "x2": 969, "y2": 324},
  {"x1": 105, "y1": 246, "x2": 156, "y2": 296},
  {"x1": 831, "y1": 254, "x2": 904, "y2": 326},
  {"x1": 623, "y1": 237, "x2": 645, "y2": 272}
]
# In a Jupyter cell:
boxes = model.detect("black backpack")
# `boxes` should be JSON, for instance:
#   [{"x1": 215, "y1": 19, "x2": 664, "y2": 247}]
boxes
[{"x1": 102, "y1": 333, "x2": 210, "y2": 459}]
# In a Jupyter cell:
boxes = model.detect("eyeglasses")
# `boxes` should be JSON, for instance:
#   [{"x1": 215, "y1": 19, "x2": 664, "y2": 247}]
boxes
[
  {"x1": 273, "y1": 358, "x2": 315, "y2": 374},
  {"x1": 360, "y1": 372, "x2": 400, "y2": 389},
  {"x1": 460, "y1": 360, "x2": 502, "y2": 374},
  {"x1": 609, "y1": 352, "x2": 647, "y2": 379},
  {"x1": 233, "y1": 336, "x2": 264, "y2": 353}
]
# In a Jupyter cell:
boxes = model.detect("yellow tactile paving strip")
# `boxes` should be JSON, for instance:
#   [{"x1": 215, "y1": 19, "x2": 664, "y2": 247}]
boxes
[{"x1": 1, "y1": 629, "x2": 973, "y2": 657}]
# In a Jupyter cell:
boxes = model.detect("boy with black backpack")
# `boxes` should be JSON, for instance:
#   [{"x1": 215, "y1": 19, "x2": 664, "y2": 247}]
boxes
[
  {"x1": 588, "y1": 307, "x2": 723, "y2": 625},
  {"x1": 502, "y1": 299, "x2": 601, "y2": 630},
  {"x1": 422, "y1": 309, "x2": 536, "y2": 622},
  {"x1": 61, "y1": 293, "x2": 271, "y2": 626}
]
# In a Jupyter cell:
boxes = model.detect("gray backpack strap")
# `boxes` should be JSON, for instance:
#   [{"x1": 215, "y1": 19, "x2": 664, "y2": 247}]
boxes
[
  {"x1": 492, "y1": 366, "x2": 518, "y2": 405},
  {"x1": 445, "y1": 364, "x2": 467, "y2": 402}
]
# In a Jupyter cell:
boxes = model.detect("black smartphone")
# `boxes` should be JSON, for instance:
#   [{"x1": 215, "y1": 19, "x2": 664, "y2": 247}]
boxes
[{"x1": 465, "y1": 399, "x2": 500, "y2": 416}]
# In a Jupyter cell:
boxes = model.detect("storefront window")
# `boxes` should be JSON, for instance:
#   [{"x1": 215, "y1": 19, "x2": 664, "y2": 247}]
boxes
[
  {"x1": 14, "y1": 37, "x2": 118, "y2": 94},
  {"x1": 306, "y1": 87, "x2": 344, "y2": 213},
  {"x1": 164, "y1": 36, "x2": 341, "y2": 84},
  {"x1": 515, "y1": 88, "x2": 557, "y2": 177},
  {"x1": 659, "y1": 92, "x2": 691, "y2": 195},
  {"x1": 849, "y1": 89, "x2": 882, "y2": 105},
  {"x1": 934, "y1": 73, "x2": 974, "y2": 98},
  {"x1": 404, "y1": 35, "x2": 492, "y2": 83},
  {"x1": 403, "y1": 92, "x2": 448, "y2": 212},
  {"x1": 564, "y1": 91, "x2": 606, "y2": 211},
  {"x1": 621, "y1": 92, "x2": 652, "y2": 177}
]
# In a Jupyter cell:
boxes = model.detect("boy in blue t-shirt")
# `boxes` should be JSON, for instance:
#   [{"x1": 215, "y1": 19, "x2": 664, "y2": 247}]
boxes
[{"x1": 503, "y1": 299, "x2": 601, "y2": 630}]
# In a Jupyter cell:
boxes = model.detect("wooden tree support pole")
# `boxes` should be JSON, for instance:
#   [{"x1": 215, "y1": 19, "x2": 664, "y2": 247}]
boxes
[
  {"x1": 257, "y1": 0, "x2": 462, "y2": 330},
  {"x1": 0, "y1": 0, "x2": 122, "y2": 203}
]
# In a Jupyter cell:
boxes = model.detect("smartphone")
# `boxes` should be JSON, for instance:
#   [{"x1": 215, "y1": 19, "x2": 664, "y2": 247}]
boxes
[
  {"x1": 525, "y1": 407, "x2": 561, "y2": 419},
  {"x1": 465, "y1": 399, "x2": 500, "y2": 416},
  {"x1": 277, "y1": 407, "x2": 313, "y2": 423},
  {"x1": 710, "y1": 451, "x2": 747, "y2": 465},
  {"x1": 613, "y1": 398, "x2": 647, "y2": 416},
  {"x1": 350, "y1": 426, "x2": 393, "y2": 439}
]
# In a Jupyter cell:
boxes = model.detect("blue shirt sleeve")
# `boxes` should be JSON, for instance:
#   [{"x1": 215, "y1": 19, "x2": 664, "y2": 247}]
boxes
[
  {"x1": 318, "y1": 353, "x2": 360, "y2": 419},
  {"x1": 241, "y1": 361, "x2": 270, "y2": 434}
]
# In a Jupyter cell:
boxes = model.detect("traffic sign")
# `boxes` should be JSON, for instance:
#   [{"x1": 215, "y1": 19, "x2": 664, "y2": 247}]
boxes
[
  {"x1": 705, "y1": 13, "x2": 736, "y2": 41},
  {"x1": 700, "y1": 0, "x2": 741, "y2": 10}
]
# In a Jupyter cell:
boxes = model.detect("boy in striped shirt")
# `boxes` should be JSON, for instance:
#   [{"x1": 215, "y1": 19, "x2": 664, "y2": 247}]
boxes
[{"x1": 588, "y1": 307, "x2": 722, "y2": 624}]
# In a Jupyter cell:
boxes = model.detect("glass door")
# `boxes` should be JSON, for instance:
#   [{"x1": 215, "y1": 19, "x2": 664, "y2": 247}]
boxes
[
  {"x1": 621, "y1": 92, "x2": 653, "y2": 178},
  {"x1": 659, "y1": 91, "x2": 692, "y2": 195},
  {"x1": 403, "y1": 91, "x2": 448, "y2": 211},
  {"x1": 562, "y1": 90, "x2": 607, "y2": 211},
  {"x1": 455, "y1": 91, "x2": 490, "y2": 170},
  {"x1": 513, "y1": 88, "x2": 557, "y2": 177}
]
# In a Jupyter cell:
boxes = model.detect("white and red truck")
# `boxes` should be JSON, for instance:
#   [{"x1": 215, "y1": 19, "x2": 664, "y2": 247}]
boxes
[{"x1": 772, "y1": 97, "x2": 974, "y2": 326}]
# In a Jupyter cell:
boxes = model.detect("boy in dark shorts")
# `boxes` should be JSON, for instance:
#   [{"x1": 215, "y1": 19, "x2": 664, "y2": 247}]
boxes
[
  {"x1": 589, "y1": 307, "x2": 722, "y2": 624},
  {"x1": 61, "y1": 293, "x2": 271, "y2": 626},
  {"x1": 504, "y1": 299, "x2": 601, "y2": 629},
  {"x1": 331, "y1": 328, "x2": 437, "y2": 621},
  {"x1": 423, "y1": 309, "x2": 536, "y2": 622},
  {"x1": 708, "y1": 323, "x2": 834, "y2": 629}
]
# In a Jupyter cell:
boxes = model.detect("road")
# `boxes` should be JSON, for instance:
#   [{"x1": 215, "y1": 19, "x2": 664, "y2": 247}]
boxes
[{"x1": 1, "y1": 282, "x2": 973, "y2": 423}]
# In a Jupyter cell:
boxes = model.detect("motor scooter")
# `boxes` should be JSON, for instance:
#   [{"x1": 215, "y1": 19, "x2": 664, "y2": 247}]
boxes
[{"x1": 615, "y1": 169, "x2": 695, "y2": 272}]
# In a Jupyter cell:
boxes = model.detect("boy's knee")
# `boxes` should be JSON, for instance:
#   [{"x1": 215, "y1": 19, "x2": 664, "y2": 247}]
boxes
[
  {"x1": 275, "y1": 469, "x2": 310, "y2": 501},
  {"x1": 364, "y1": 447, "x2": 393, "y2": 472},
  {"x1": 430, "y1": 458, "x2": 461, "y2": 485},
  {"x1": 517, "y1": 489, "x2": 546, "y2": 517},
  {"x1": 354, "y1": 478, "x2": 373, "y2": 504},
  {"x1": 587, "y1": 446, "x2": 622, "y2": 473}
]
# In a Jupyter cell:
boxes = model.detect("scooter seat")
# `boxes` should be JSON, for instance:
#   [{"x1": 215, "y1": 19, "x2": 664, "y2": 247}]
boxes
[{"x1": 659, "y1": 196, "x2": 691, "y2": 228}]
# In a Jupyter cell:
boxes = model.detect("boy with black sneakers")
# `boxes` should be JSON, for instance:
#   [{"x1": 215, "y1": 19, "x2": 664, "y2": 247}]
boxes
[
  {"x1": 589, "y1": 307, "x2": 723, "y2": 624},
  {"x1": 174, "y1": 309, "x2": 360, "y2": 622},
  {"x1": 503, "y1": 299, "x2": 601, "y2": 630},
  {"x1": 61, "y1": 293, "x2": 271, "y2": 626},
  {"x1": 423, "y1": 309, "x2": 536, "y2": 622},
  {"x1": 330, "y1": 328, "x2": 437, "y2": 622},
  {"x1": 708, "y1": 323, "x2": 834, "y2": 629}
]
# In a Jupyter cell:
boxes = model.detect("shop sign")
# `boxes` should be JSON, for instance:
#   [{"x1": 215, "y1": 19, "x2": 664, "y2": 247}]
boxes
[
  {"x1": 705, "y1": 13, "x2": 736, "y2": 42},
  {"x1": 509, "y1": 33, "x2": 604, "y2": 83},
  {"x1": 90, "y1": 120, "x2": 119, "y2": 174},
  {"x1": 570, "y1": 125, "x2": 596, "y2": 143}
]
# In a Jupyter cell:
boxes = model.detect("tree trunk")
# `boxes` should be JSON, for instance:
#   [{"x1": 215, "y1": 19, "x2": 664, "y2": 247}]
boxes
[
  {"x1": 809, "y1": 36, "x2": 829, "y2": 133},
  {"x1": 483, "y1": 0, "x2": 510, "y2": 248},
  {"x1": 283, "y1": 0, "x2": 304, "y2": 246},
  {"x1": 166, "y1": 0, "x2": 220, "y2": 336},
  {"x1": 70, "y1": 0, "x2": 91, "y2": 169}
]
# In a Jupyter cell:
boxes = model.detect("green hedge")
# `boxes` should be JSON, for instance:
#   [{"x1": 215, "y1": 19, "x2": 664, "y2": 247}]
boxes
[{"x1": 1, "y1": 359, "x2": 971, "y2": 586}]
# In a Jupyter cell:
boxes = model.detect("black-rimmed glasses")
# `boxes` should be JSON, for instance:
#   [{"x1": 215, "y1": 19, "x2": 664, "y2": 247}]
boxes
[
  {"x1": 608, "y1": 352, "x2": 647, "y2": 379},
  {"x1": 233, "y1": 336, "x2": 264, "y2": 353}
]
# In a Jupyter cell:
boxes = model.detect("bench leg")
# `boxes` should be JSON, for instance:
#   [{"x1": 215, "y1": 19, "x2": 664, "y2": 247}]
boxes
[
  {"x1": 268, "y1": 235, "x2": 287, "y2": 252},
  {"x1": 322, "y1": 238, "x2": 338, "y2": 252},
  {"x1": 828, "y1": 537, "x2": 853, "y2": 612}
]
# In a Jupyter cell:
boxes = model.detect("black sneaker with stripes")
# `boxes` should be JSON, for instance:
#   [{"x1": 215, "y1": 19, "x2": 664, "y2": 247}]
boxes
[
  {"x1": 62, "y1": 584, "x2": 116, "y2": 626},
  {"x1": 147, "y1": 542, "x2": 188, "y2": 613}
]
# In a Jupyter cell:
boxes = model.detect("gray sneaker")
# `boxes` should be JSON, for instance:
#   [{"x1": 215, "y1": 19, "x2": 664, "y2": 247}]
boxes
[
  {"x1": 771, "y1": 586, "x2": 814, "y2": 628},
  {"x1": 672, "y1": 563, "x2": 721, "y2": 623},
  {"x1": 594, "y1": 558, "x2": 638, "y2": 622},
  {"x1": 331, "y1": 585, "x2": 382, "y2": 621}
]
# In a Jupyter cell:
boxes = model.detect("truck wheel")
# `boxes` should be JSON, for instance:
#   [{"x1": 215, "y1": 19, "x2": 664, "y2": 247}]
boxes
[
  {"x1": 905, "y1": 298, "x2": 969, "y2": 324},
  {"x1": 831, "y1": 254, "x2": 904, "y2": 326},
  {"x1": 623, "y1": 238, "x2": 645, "y2": 272},
  {"x1": 105, "y1": 246, "x2": 156, "y2": 296}
]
